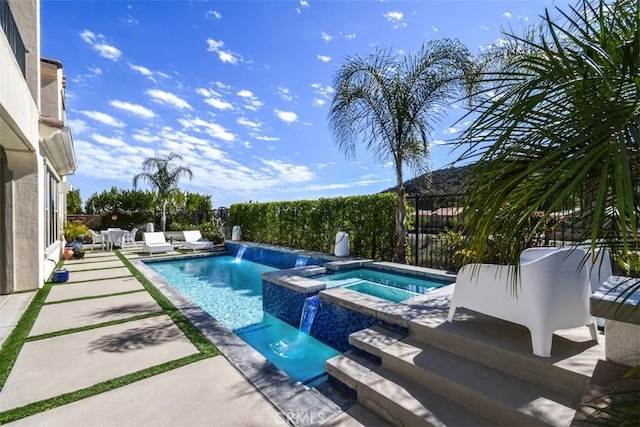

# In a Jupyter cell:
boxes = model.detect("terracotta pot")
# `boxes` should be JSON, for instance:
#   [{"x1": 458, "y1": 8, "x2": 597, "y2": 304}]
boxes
[{"x1": 63, "y1": 247, "x2": 74, "y2": 260}]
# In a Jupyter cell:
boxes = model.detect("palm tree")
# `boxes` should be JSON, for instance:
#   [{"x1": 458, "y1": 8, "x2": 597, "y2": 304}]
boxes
[
  {"x1": 329, "y1": 40, "x2": 478, "y2": 263},
  {"x1": 133, "y1": 153, "x2": 193, "y2": 231},
  {"x1": 458, "y1": 0, "x2": 639, "y2": 277}
]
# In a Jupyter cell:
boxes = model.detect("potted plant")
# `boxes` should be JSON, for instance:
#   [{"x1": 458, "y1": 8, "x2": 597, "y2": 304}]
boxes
[{"x1": 63, "y1": 220, "x2": 91, "y2": 258}]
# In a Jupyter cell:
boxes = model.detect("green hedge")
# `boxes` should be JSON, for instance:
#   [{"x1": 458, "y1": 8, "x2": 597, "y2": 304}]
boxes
[{"x1": 229, "y1": 194, "x2": 397, "y2": 260}]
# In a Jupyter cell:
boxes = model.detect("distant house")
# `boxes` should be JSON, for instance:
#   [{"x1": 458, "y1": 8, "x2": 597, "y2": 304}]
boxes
[
  {"x1": 1, "y1": 0, "x2": 77, "y2": 294},
  {"x1": 431, "y1": 207, "x2": 464, "y2": 229}
]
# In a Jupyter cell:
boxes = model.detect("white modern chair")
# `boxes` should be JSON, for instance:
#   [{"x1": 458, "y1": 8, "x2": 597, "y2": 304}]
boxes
[
  {"x1": 448, "y1": 247, "x2": 598, "y2": 357},
  {"x1": 143, "y1": 232, "x2": 173, "y2": 255},
  {"x1": 123, "y1": 228, "x2": 139, "y2": 249},
  {"x1": 182, "y1": 230, "x2": 214, "y2": 252},
  {"x1": 89, "y1": 230, "x2": 106, "y2": 251},
  {"x1": 107, "y1": 230, "x2": 126, "y2": 250}
]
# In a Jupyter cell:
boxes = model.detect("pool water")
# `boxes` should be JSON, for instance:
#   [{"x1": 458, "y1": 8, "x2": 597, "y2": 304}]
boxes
[
  {"x1": 147, "y1": 256, "x2": 340, "y2": 383},
  {"x1": 236, "y1": 313, "x2": 339, "y2": 383},
  {"x1": 318, "y1": 269, "x2": 445, "y2": 302},
  {"x1": 345, "y1": 281, "x2": 419, "y2": 303}
]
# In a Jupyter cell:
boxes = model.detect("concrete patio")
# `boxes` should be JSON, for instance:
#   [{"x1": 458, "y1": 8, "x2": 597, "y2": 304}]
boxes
[
  {"x1": 0, "y1": 248, "x2": 285, "y2": 425},
  {"x1": 0, "y1": 245, "x2": 385, "y2": 426}
]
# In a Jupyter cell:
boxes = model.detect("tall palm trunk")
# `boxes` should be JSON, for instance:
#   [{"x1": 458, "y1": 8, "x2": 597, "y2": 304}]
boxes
[
  {"x1": 160, "y1": 198, "x2": 167, "y2": 232},
  {"x1": 394, "y1": 160, "x2": 408, "y2": 263}
]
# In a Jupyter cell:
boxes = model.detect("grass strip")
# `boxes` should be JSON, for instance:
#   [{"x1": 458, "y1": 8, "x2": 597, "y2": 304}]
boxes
[
  {"x1": 44, "y1": 289, "x2": 146, "y2": 305},
  {"x1": 25, "y1": 311, "x2": 165, "y2": 342},
  {"x1": 0, "y1": 280, "x2": 56, "y2": 391},
  {"x1": 0, "y1": 352, "x2": 212, "y2": 424},
  {"x1": 115, "y1": 251, "x2": 220, "y2": 356}
]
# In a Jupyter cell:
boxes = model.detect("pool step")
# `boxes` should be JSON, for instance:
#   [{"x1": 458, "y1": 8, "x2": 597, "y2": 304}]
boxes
[
  {"x1": 348, "y1": 325, "x2": 405, "y2": 358},
  {"x1": 358, "y1": 368, "x2": 493, "y2": 427},
  {"x1": 382, "y1": 337, "x2": 579, "y2": 426},
  {"x1": 325, "y1": 350, "x2": 378, "y2": 391},
  {"x1": 408, "y1": 309, "x2": 602, "y2": 399}
]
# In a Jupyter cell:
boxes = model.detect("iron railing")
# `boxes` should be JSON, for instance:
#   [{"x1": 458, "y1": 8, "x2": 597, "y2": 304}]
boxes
[{"x1": 0, "y1": 0, "x2": 26, "y2": 77}]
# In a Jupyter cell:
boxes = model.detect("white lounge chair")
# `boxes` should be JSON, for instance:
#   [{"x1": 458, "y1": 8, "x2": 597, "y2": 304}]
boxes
[
  {"x1": 182, "y1": 230, "x2": 214, "y2": 252},
  {"x1": 448, "y1": 247, "x2": 598, "y2": 357},
  {"x1": 143, "y1": 232, "x2": 173, "y2": 255}
]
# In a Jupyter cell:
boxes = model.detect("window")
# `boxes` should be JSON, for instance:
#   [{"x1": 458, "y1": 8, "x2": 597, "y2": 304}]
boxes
[{"x1": 43, "y1": 167, "x2": 59, "y2": 247}]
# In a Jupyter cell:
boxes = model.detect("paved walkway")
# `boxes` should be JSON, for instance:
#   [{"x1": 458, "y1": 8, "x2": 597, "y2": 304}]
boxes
[
  {"x1": 0, "y1": 245, "x2": 383, "y2": 426},
  {"x1": 0, "y1": 247, "x2": 284, "y2": 426}
]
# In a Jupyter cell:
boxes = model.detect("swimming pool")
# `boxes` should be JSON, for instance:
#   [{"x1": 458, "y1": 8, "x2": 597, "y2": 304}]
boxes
[
  {"x1": 147, "y1": 255, "x2": 340, "y2": 383},
  {"x1": 317, "y1": 269, "x2": 446, "y2": 302}
]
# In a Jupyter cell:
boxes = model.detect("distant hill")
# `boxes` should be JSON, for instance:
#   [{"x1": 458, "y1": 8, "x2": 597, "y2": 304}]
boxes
[{"x1": 383, "y1": 164, "x2": 473, "y2": 196}]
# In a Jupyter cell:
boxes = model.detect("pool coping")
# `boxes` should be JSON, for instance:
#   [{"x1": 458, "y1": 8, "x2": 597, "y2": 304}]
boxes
[{"x1": 130, "y1": 254, "x2": 346, "y2": 426}]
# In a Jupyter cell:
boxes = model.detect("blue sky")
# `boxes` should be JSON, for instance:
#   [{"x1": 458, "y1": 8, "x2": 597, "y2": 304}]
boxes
[{"x1": 41, "y1": 0, "x2": 569, "y2": 208}]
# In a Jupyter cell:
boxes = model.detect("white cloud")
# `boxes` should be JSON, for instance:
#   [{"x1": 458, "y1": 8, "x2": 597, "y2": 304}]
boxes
[
  {"x1": 79, "y1": 29, "x2": 122, "y2": 61},
  {"x1": 261, "y1": 159, "x2": 313, "y2": 182},
  {"x1": 178, "y1": 117, "x2": 235, "y2": 142},
  {"x1": 254, "y1": 135, "x2": 280, "y2": 142},
  {"x1": 91, "y1": 133, "x2": 127, "y2": 147},
  {"x1": 341, "y1": 32, "x2": 356, "y2": 40},
  {"x1": 157, "y1": 71, "x2": 171, "y2": 79},
  {"x1": 67, "y1": 118, "x2": 89, "y2": 134},
  {"x1": 310, "y1": 83, "x2": 335, "y2": 99},
  {"x1": 128, "y1": 63, "x2": 153, "y2": 76},
  {"x1": 443, "y1": 127, "x2": 460, "y2": 135},
  {"x1": 237, "y1": 89, "x2": 254, "y2": 98},
  {"x1": 383, "y1": 11, "x2": 407, "y2": 29},
  {"x1": 87, "y1": 66, "x2": 102, "y2": 75},
  {"x1": 432, "y1": 25, "x2": 438, "y2": 32},
  {"x1": 206, "y1": 39, "x2": 241, "y2": 65},
  {"x1": 300, "y1": 0, "x2": 310, "y2": 7},
  {"x1": 79, "y1": 110, "x2": 125, "y2": 128},
  {"x1": 206, "y1": 10, "x2": 222, "y2": 19},
  {"x1": 145, "y1": 89, "x2": 193, "y2": 110},
  {"x1": 312, "y1": 98, "x2": 326, "y2": 107},
  {"x1": 317, "y1": 55, "x2": 331, "y2": 62},
  {"x1": 480, "y1": 25, "x2": 491, "y2": 31},
  {"x1": 196, "y1": 88, "x2": 221, "y2": 98},
  {"x1": 237, "y1": 117, "x2": 262, "y2": 130},
  {"x1": 383, "y1": 11, "x2": 403, "y2": 21},
  {"x1": 274, "y1": 109, "x2": 298, "y2": 124},
  {"x1": 321, "y1": 31, "x2": 332, "y2": 42},
  {"x1": 109, "y1": 100, "x2": 156, "y2": 119},
  {"x1": 503, "y1": 12, "x2": 513, "y2": 18},
  {"x1": 237, "y1": 90, "x2": 263, "y2": 111},
  {"x1": 277, "y1": 86, "x2": 295, "y2": 102},
  {"x1": 204, "y1": 98, "x2": 234, "y2": 110},
  {"x1": 214, "y1": 81, "x2": 231, "y2": 90},
  {"x1": 124, "y1": 14, "x2": 138, "y2": 25},
  {"x1": 132, "y1": 130, "x2": 160, "y2": 143}
]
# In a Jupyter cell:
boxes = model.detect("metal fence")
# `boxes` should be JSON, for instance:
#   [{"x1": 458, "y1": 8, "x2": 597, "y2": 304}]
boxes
[
  {"x1": 1, "y1": 0, "x2": 26, "y2": 76},
  {"x1": 405, "y1": 194, "x2": 591, "y2": 271}
]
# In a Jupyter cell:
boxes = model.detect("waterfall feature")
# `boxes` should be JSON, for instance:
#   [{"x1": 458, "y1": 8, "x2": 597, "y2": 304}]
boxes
[
  {"x1": 269, "y1": 295, "x2": 321, "y2": 359},
  {"x1": 295, "y1": 256, "x2": 309, "y2": 267},
  {"x1": 298, "y1": 295, "x2": 320, "y2": 335},
  {"x1": 235, "y1": 245, "x2": 247, "y2": 262}
]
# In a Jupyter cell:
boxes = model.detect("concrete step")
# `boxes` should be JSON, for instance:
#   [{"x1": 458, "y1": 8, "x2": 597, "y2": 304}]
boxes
[
  {"x1": 409, "y1": 309, "x2": 603, "y2": 399},
  {"x1": 325, "y1": 351, "x2": 379, "y2": 392},
  {"x1": 358, "y1": 368, "x2": 493, "y2": 427},
  {"x1": 348, "y1": 326, "x2": 405, "y2": 358},
  {"x1": 382, "y1": 337, "x2": 579, "y2": 426}
]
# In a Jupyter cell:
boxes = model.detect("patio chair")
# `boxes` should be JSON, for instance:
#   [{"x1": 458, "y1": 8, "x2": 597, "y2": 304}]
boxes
[
  {"x1": 182, "y1": 230, "x2": 214, "y2": 252},
  {"x1": 89, "y1": 230, "x2": 106, "y2": 251},
  {"x1": 143, "y1": 232, "x2": 173, "y2": 255},
  {"x1": 123, "y1": 228, "x2": 138, "y2": 249},
  {"x1": 106, "y1": 230, "x2": 126, "y2": 250},
  {"x1": 447, "y1": 247, "x2": 598, "y2": 357}
]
